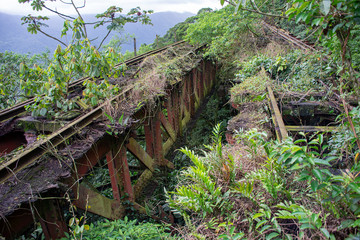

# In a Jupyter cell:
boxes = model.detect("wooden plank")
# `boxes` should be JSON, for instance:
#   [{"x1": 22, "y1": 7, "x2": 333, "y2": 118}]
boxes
[
  {"x1": 267, "y1": 86, "x2": 288, "y2": 141},
  {"x1": 285, "y1": 125, "x2": 339, "y2": 132},
  {"x1": 144, "y1": 110, "x2": 165, "y2": 166},
  {"x1": 126, "y1": 137, "x2": 155, "y2": 172},
  {"x1": 106, "y1": 150, "x2": 121, "y2": 202}
]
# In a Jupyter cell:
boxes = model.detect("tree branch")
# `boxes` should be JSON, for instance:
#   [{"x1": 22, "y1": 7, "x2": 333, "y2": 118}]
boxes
[
  {"x1": 71, "y1": 0, "x2": 87, "y2": 38},
  {"x1": 40, "y1": 2, "x2": 75, "y2": 20},
  {"x1": 34, "y1": 21, "x2": 68, "y2": 47},
  {"x1": 224, "y1": 0, "x2": 288, "y2": 19},
  {"x1": 97, "y1": 29, "x2": 112, "y2": 50}
]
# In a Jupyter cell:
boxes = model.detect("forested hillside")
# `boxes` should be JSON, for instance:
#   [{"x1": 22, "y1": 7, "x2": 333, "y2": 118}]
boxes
[{"x1": 1, "y1": 0, "x2": 360, "y2": 239}]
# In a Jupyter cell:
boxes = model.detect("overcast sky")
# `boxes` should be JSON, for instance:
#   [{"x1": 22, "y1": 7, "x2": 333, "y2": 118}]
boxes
[{"x1": 0, "y1": 0, "x2": 223, "y2": 15}]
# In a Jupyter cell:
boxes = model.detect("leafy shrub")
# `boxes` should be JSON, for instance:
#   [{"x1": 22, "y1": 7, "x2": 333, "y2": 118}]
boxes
[
  {"x1": 68, "y1": 217, "x2": 173, "y2": 240},
  {"x1": 235, "y1": 50, "x2": 326, "y2": 92},
  {"x1": 168, "y1": 124, "x2": 235, "y2": 219},
  {"x1": 170, "y1": 124, "x2": 360, "y2": 239}
]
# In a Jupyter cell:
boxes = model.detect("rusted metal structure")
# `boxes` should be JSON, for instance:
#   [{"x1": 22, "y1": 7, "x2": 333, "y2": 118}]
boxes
[{"x1": 0, "y1": 42, "x2": 218, "y2": 239}]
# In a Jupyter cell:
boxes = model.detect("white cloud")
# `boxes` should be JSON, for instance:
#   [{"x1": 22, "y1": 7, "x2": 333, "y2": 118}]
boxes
[{"x1": 0, "y1": 0, "x2": 222, "y2": 15}]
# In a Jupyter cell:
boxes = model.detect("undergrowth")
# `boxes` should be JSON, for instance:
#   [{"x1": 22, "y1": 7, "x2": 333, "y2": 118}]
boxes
[{"x1": 167, "y1": 123, "x2": 360, "y2": 239}]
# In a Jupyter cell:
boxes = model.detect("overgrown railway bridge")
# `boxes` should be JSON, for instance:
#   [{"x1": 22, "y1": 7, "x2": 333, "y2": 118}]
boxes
[
  {"x1": 0, "y1": 23, "x2": 338, "y2": 239},
  {"x1": 0, "y1": 41, "x2": 218, "y2": 239}
]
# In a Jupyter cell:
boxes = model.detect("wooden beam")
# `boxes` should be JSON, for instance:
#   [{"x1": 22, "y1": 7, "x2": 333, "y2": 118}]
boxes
[
  {"x1": 106, "y1": 150, "x2": 121, "y2": 201},
  {"x1": 163, "y1": 138, "x2": 174, "y2": 156},
  {"x1": 267, "y1": 86, "x2": 288, "y2": 141},
  {"x1": 106, "y1": 144, "x2": 134, "y2": 202},
  {"x1": 159, "y1": 112, "x2": 176, "y2": 142},
  {"x1": 285, "y1": 125, "x2": 339, "y2": 132},
  {"x1": 73, "y1": 182, "x2": 124, "y2": 220},
  {"x1": 126, "y1": 137, "x2": 155, "y2": 172}
]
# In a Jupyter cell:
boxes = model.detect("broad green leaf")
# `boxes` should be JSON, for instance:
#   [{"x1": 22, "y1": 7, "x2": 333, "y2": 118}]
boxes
[
  {"x1": 338, "y1": 219, "x2": 354, "y2": 230},
  {"x1": 348, "y1": 183, "x2": 360, "y2": 194},
  {"x1": 311, "y1": 180, "x2": 319, "y2": 192},
  {"x1": 256, "y1": 219, "x2": 268, "y2": 229},
  {"x1": 91, "y1": 96, "x2": 97, "y2": 106},
  {"x1": 266, "y1": 232, "x2": 279, "y2": 240},
  {"x1": 40, "y1": 108, "x2": 47, "y2": 116},
  {"x1": 252, "y1": 212, "x2": 264, "y2": 219},
  {"x1": 260, "y1": 224, "x2": 272, "y2": 233},
  {"x1": 312, "y1": 169, "x2": 323, "y2": 181},
  {"x1": 320, "y1": 228, "x2": 330, "y2": 238},
  {"x1": 323, "y1": 0, "x2": 331, "y2": 15}
]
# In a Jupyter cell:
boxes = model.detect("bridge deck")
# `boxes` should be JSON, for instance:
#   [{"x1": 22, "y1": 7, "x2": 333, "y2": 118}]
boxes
[{"x1": 0, "y1": 42, "x2": 218, "y2": 239}]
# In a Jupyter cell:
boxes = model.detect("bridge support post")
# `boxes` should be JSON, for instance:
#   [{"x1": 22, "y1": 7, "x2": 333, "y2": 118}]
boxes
[
  {"x1": 192, "y1": 69, "x2": 200, "y2": 111},
  {"x1": 188, "y1": 72, "x2": 195, "y2": 117},
  {"x1": 144, "y1": 109, "x2": 165, "y2": 166},
  {"x1": 36, "y1": 199, "x2": 68, "y2": 240},
  {"x1": 106, "y1": 142, "x2": 134, "y2": 202}
]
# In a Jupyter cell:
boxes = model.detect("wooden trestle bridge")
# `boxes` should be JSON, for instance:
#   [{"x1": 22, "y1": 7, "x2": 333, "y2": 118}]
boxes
[{"x1": 0, "y1": 41, "x2": 218, "y2": 239}]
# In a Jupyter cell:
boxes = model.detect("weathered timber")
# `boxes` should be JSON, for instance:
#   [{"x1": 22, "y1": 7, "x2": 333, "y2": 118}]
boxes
[
  {"x1": 0, "y1": 102, "x2": 103, "y2": 184},
  {"x1": 263, "y1": 21, "x2": 316, "y2": 51},
  {"x1": 133, "y1": 169, "x2": 153, "y2": 199},
  {"x1": 285, "y1": 125, "x2": 339, "y2": 132},
  {"x1": 267, "y1": 86, "x2": 288, "y2": 141},
  {"x1": 72, "y1": 181, "x2": 124, "y2": 220},
  {"x1": 0, "y1": 207, "x2": 34, "y2": 239},
  {"x1": 126, "y1": 137, "x2": 155, "y2": 172},
  {"x1": 159, "y1": 112, "x2": 176, "y2": 142},
  {"x1": 76, "y1": 134, "x2": 112, "y2": 177}
]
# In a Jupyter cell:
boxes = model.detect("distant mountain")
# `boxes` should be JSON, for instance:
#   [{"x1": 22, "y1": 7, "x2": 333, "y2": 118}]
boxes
[{"x1": 0, "y1": 11, "x2": 194, "y2": 54}]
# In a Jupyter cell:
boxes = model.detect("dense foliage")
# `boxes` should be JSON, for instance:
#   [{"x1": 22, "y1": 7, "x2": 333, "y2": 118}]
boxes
[
  {"x1": 168, "y1": 124, "x2": 360, "y2": 239},
  {"x1": 4, "y1": 0, "x2": 360, "y2": 239},
  {"x1": 67, "y1": 217, "x2": 174, "y2": 240},
  {"x1": 0, "y1": 51, "x2": 50, "y2": 109}
]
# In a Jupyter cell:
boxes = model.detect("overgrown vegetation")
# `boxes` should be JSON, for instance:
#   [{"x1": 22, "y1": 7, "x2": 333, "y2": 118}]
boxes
[
  {"x1": 167, "y1": 124, "x2": 360, "y2": 239},
  {"x1": 4, "y1": 0, "x2": 360, "y2": 238},
  {"x1": 162, "y1": 0, "x2": 360, "y2": 239},
  {"x1": 64, "y1": 217, "x2": 174, "y2": 240}
]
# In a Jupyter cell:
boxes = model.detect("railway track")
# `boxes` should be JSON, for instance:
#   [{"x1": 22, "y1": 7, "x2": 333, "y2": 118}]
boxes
[
  {"x1": 262, "y1": 21, "x2": 316, "y2": 51},
  {"x1": 0, "y1": 40, "x2": 186, "y2": 122}
]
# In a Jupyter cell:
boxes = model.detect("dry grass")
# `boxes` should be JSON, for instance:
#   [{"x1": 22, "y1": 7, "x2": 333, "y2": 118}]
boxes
[
  {"x1": 230, "y1": 68, "x2": 270, "y2": 105},
  {"x1": 260, "y1": 40, "x2": 292, "y2": 58},
  {"x1": 102, "y1": 44, "x2": 202, "y2": 126}
]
